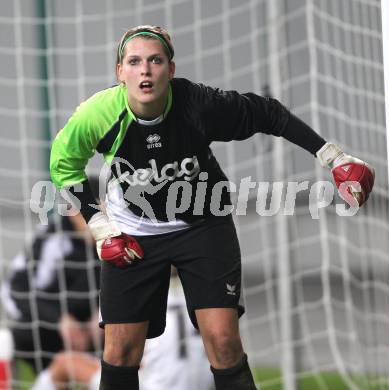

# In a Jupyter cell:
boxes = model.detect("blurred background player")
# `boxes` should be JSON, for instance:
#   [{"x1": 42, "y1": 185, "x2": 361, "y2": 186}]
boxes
[
  {"x1": 31, "y1": 269, "x2": 215, "y2": 390},
  {"x1": 139, "y1": 269, "x2": 214, "y2": 390},
  {"x1": 0, "y1": 179, "x2": 101, "y2": 375}
]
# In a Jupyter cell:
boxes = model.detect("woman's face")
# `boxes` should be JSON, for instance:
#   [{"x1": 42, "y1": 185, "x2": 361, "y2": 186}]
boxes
[{"x1": 117, "y1": 37, "x2": 175, "y2": 118}]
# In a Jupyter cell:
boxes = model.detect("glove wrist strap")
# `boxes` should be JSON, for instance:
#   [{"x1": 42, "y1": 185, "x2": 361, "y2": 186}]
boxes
[
  {"x1": 88, "y1": 211, "x2": 121, "y2": 241},
  {"x1": 316, "y1": 142, "x2": 344, "y2": 168}
]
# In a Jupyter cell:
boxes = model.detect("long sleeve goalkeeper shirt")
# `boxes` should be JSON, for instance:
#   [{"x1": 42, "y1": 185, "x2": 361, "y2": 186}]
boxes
[{"x1": 50, "y1": 77, "x2": 326, "y2": 226}]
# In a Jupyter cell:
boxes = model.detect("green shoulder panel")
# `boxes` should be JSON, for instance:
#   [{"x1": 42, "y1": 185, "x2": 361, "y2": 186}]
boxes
[{"x1": 50, "y1": 84, "x2": 134, "y2": 188}]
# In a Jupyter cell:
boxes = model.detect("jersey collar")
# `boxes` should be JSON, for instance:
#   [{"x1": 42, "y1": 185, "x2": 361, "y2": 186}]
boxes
[{"x1": 121, "y1": 82, "x2": 172, "y2": 123}]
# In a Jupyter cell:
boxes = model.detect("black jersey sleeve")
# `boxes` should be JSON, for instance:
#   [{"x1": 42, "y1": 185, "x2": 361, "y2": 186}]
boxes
[
  {"x1": 180, "y1": 79, "x2": 326, "y2": 156},
  {"x1": 282, "y1": 112, "x2": 326, "y2": 155},
  {"x1": 67, "y1": 179, "x2": 98, "y2": 223}
]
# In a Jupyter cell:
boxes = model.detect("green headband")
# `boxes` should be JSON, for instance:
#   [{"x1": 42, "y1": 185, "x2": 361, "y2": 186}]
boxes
[{"x1": 119, "y1": 31, "x2": 173, "y2": 61}]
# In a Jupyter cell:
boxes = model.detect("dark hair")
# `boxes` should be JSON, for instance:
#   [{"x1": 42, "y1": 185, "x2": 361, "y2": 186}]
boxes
[{"x1": 116, "y1": 25, "x2": 174, "y2": 66}]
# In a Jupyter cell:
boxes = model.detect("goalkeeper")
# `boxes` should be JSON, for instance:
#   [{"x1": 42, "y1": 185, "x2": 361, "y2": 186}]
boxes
[{"x1": 50, "y1": 25, "x2": 374, "y2": 390}]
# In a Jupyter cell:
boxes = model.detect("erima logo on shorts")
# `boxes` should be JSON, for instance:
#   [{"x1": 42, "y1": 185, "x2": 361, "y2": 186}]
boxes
[
  {"x1": 226, "y1": 283, "x2": 236, "y2": 296},
  {"x1": 146, "y1": 134, "x2": 162, "y2": 149}
]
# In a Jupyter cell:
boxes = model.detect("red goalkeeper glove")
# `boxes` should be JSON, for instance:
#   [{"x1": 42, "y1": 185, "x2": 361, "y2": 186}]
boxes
[
  {"x1": 317, "y1": 143, "x2": 375, "y2": 206},
  {"x1": 88, "y1": 212, "x2": 144, "y2": 267}
]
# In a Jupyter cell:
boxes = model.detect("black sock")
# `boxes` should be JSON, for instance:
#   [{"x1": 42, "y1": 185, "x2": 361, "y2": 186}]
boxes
[
  {"x1": 99, "y1": 359, "x2": 139, "y2": 390},
  {"x1": 211, "y1": 353, "x2": 257, "y2": 390}
]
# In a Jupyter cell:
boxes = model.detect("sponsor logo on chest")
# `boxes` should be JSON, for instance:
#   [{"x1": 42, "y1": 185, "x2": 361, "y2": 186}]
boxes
[
  {"x1": 146, "y1": 134, "x2": 162, "y2": 149},
  {"x1": 115, "y1": 156, "x2": 200, "y2": 186}
]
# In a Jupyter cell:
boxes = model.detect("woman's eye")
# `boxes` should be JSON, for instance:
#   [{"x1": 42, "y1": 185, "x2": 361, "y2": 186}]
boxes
[
  {"x1": 151, "y1": 57, "x2": 162, "y2": 64},
  {"x1": 128, "y1": 58, "x2": 139, "y2": 65}
]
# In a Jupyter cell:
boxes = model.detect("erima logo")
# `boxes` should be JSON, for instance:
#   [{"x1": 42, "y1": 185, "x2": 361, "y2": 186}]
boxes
[
  {"x1": 147, "y1": 134, "x2": 160, "y2": 143},
  {"x1": 342, "y1": 165, "x2": 350, "y2": 172},
  {"x1": 226, "y1": 283, "x2": 236, "y2": 296},
  {"x1": 146, "y1": 134, "x2": 162, "y2": 149}
]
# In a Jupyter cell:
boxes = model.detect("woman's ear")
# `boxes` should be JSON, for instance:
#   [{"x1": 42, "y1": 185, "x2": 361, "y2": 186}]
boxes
[
  {"x1": 169, "y1": 61, "x2": 176, "y2": 80},
  {"x1": 116, "y1": 63, "x2": 123, "y2": 83}
]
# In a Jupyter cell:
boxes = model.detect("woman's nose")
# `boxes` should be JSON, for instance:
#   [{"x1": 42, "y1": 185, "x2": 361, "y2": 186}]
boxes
[{"x1": 140, "y1": 61, "x2": 151, "y2": 75}]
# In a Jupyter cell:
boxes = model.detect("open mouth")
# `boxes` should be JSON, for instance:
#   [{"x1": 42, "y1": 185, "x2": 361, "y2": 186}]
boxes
[{"x1": 139, "y1": 81, "x2": 154, "y2": 91}]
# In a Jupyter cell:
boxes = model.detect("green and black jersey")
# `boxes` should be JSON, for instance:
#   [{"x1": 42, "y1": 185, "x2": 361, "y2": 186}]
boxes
[{"x1": 50, "y1": 77, "x2": 325, "y2": 224}]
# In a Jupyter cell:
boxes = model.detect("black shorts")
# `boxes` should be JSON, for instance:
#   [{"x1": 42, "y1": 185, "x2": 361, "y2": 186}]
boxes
[{"x1": 99, "y1": 215, "x2": 244, "y2": 338}]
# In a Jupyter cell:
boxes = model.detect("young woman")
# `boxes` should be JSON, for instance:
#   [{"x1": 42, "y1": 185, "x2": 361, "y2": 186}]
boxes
[{"x1": 50, "y1": 25, "x2": 374, "y2": 390}]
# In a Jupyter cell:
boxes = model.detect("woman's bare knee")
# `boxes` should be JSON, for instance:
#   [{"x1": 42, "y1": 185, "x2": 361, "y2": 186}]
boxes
[
  {"x1": 195, "y1": 308, "x2": 244, "y2": 368},
  {"x1": 205, "y1": 331, "x2": 243, "y2": 368},
  {"x1": 103, "y1": 322, "x2": 148, "y2": 366}
]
